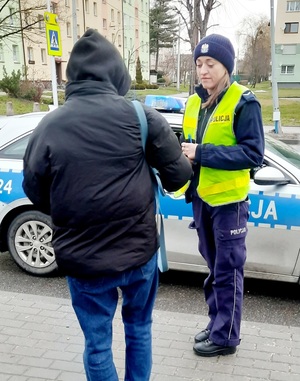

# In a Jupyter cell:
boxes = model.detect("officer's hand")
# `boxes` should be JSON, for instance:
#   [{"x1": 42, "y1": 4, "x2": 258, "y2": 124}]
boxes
[{"x1": 181, "y1": 142, "x2": 197, "y2": 161}]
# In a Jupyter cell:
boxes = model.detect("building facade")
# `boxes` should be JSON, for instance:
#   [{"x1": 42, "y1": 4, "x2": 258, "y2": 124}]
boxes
[
  {"x1": 275, "y1": 0, "x2": 300, "y2": 87},
  {"x1": 0, "y1": 0, "x2": 24, "y2": 78},
  {"x1": 1, "y1": 0, "x2": 150, "y2": 83}
]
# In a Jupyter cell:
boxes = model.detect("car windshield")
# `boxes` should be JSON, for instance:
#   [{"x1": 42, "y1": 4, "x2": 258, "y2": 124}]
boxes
[{"x1": 265, "y1": 135, "x2": 300, "y2": 169}]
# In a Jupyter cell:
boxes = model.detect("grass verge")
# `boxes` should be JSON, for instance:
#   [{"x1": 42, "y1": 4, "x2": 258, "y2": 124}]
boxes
[{"x1": 1, "y1": 82, "x2": 299, "y2": 127}]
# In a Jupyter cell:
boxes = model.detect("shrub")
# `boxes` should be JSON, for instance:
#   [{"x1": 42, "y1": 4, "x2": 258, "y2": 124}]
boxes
[
  {"x1": 135, "y1": 56, "x2": 143, "y2": 84},
  {"x1": 145, "y1": 84, "x2": 159, "y2": 89},
  {"x1": 0, "y1": 67, "x2": 22, "y2": 97},
  {"x1": 130, "y1": 83, "x2": 146, "y2": 90},
  {"x1": 19, "y1": 81, "x2": 45, "y2": 103}
]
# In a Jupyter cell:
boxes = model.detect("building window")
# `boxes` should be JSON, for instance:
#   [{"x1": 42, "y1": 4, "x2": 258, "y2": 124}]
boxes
[
  {"x1": 281, "y1": 65, "x2": 295, "y2": 74},
  {"x1": 117, "y1": 11, "x2": 121, "y2": 24},
  {"x1": 118, "y1": 35, "x2": 121, "y2": 47},
  {"x1": 24, "y1": 11, "x2": 30, "y2": 26},
  {"x1": 103, "y1": 18, "x2": 107, "y2": 29},
  {"x1": 77, "y1": 24, "x2": 80, "y2": 39},
  {"x1": 65, "y1": 0, "x2": 70, "y2": 6},
  {"x1": 85, "y1": 0, "x2": 89, "y2": 13},
  {"x1": 135, "y1": 29, "x2": 138, "y2": 38},
  {"x1": 9, "y1": 8, "x2": 14, "y2": 25},
  {"x1": 76, "y1": 0, "x2": 79, "y2": 9},
  {"x1": 141, "y1": 0, "x2": 143, "y2": 12},
  {"x1": 12, "y1": 45, "x2": 20, "y2": 62},
  {"x1": 38, "y1": 14, "x2": 45, "y2": 29},
  {"x1": 284, "y1": 22, "x2": 299, "y2": 33},
  {"x1": 51, "y1": 2, "x2": 58, "y2": 13},
  {"x1": 124, "y1": 36, "x2": 127, "y2": 48},
  {"x1": 93, "y1": 2, "x2": 97, "y2": 16},
  {"x1": 27, "y1": 47, "x2": 34, "y2": 62},
  {"x1": 282, "y1": 44, "x2": 297, "y2": 54},
  {"x1": 41, "y1": 48, "x2": 47, "y2": 64},
  {"x1": 67, "y1": 22, "x2": 71, "y2": 36},
  {"x1": 111, "y1": 9, "x2": 115, "y2": 22},
  {"x1": 135, "y1": 7, "x2": 138, "y2": 18},
  {"x1": 287, "y1": 1, "x2": 300, "y2": 11},
  {"x1": 0, "y1": 44, "x2": 4, "y2": 62}
]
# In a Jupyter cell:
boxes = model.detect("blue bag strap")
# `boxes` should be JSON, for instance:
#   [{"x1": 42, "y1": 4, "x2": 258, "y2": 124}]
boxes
[
  {"x1": 132, "y1": 100, "x2": 169, "y2": 272},
  {"x1": 132, "y1": 100, "x2": 165, "y2": 197},
  {"x1": 132, "y1": 100, "x2": 147, "y2": 151}
]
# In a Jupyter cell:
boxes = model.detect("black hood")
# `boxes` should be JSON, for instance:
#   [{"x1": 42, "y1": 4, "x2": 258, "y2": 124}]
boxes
[{"x1": 66, "y1": 29, "x2": 131, "y2": 96}]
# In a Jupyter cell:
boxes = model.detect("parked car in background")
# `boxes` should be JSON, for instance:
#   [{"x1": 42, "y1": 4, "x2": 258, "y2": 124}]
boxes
[{"x1": 0, "y1": 109, "x2": 300, "y2": 284}]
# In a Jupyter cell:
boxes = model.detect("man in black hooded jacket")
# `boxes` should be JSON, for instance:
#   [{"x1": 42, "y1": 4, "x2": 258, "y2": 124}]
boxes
[{"x1": 22, "y1": 29, "x2": 192, "y2": 381}]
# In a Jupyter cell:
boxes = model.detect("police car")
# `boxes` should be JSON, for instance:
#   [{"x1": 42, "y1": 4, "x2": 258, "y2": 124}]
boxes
[{"x1": 0, "y1": 111, "x2": 300, "y2": 284}]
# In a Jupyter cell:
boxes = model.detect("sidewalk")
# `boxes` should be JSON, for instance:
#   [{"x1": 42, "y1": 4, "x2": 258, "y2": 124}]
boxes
[{"x1": 1, "y1": 290, "x2": 300, "y2": 381}]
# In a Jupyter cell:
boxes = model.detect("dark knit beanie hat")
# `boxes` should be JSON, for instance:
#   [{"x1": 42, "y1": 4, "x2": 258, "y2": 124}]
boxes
[{"x1": 194, "y1": 34, "x2": 235, "y2": 75}]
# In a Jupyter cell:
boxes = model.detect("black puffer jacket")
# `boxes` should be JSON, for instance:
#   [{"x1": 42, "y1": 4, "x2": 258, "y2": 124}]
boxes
[{"x1": 22, "y1": 29, "x2": 192, "y2": 277}]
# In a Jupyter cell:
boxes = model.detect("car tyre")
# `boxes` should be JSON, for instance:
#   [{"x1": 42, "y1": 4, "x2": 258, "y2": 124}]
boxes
[{"x1": 7, "y1": 211, "x2": 58, "y2": 276}]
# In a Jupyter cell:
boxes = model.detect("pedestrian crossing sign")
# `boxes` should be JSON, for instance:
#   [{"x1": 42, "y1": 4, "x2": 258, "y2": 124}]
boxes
[{"x1": 44, "y1": 12, "x2": 62, "y2": 57}]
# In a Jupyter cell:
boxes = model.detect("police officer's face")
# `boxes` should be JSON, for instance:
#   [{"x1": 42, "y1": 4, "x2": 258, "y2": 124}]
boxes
[{"x1": 196, "y1": 57, "x2": 227, "y2": 94}]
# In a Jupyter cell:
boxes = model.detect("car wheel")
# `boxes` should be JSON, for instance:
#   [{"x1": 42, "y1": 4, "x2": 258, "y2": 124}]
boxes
[{"x1": 7, "y1": 211, "x2": 58, "y2": 276}]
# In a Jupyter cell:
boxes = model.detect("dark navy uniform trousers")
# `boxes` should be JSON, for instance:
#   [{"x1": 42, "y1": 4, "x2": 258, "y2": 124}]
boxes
[{"x1": 192, "y1": 195, "x2": 249, "y2": 347}]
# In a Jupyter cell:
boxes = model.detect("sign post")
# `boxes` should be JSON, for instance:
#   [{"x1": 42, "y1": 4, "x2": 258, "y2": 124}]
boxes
[{"x1": 44, "y1": 11, "x2": 62, "y2": 108}]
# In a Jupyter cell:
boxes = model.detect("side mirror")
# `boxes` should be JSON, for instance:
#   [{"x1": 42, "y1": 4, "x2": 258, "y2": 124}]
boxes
[{"x1": 254, "y1": 166, "x2": 290, "y2": 185}]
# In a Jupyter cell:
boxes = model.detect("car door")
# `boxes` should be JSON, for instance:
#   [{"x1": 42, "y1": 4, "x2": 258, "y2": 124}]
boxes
[{"x1": 246, "y1": 149, "x2": 300, "y2": 282}]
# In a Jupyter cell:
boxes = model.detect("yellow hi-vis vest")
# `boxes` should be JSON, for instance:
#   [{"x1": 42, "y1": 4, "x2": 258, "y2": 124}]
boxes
[{"x1": 176, "y1": 81, "x2": 250, "y2": 207}]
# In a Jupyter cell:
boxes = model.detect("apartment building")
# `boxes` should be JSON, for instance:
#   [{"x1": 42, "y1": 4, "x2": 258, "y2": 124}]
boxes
[
  {"x1": 275, "y1": 0, "x2": 300, "y2": 87},
  {"x1": 123, "y1": 0, "x2": 149, "y2": 80},
  {"x1": 0, "y1": 0, "x2": 150, "y2": 83},
  {"x1": 0, "y1": 0, "x2": 24, "y2": 78}
]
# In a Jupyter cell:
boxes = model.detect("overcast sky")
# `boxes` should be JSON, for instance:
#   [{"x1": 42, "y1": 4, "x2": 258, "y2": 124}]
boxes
[
  {"x1": 210, "y1": 0, "x2": 277, "y2": 46},
  {"x1": 179, "y1": 0, "x2": 277, "y2": 53}
]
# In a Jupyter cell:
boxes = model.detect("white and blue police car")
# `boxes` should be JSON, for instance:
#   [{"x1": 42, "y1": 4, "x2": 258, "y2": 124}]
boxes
[{"x1": 0, "y1": 110, "x2": 300, "y2": 283}]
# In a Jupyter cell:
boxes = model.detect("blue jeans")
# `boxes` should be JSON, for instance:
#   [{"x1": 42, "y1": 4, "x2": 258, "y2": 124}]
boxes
[{"x1": 67, "y1": 253, "x2": 158, "y2": 381}]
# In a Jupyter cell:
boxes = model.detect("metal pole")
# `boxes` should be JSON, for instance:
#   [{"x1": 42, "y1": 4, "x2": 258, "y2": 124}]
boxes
[
  {"x1": 176, "y1": 17, "x2": 180, "y2": 91},
  {"x1": 270, "y1": 0, "x2": 282, "y2": 134},
  {"x1": 72, "y1": 0, "x2": 78, "y2": 45},
  {"x1": 47, "y1": 0, "x2": 58, "y2": 108}
]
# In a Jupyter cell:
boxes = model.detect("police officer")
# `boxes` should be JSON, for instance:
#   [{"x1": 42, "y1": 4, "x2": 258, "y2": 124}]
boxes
[{"x1": 178, "y1": 34, "x2": 265, "y2": 357}]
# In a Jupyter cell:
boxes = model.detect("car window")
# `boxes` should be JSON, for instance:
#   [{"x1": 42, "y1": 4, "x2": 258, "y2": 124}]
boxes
[
  {"x1": 265, "y1": 135, "x2": 300, "y2": 170},
  {"x1": 0, "y1": 135, "x2": 31, "y2": 159}
]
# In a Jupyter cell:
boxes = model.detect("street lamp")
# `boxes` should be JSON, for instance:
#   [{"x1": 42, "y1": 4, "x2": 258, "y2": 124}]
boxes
[
  {"x1": 270, "y1": 0, "x2": 282, "y2": 134},
  {"x1": 176, "y1": 16, "x2": 180, "y2": 91}
]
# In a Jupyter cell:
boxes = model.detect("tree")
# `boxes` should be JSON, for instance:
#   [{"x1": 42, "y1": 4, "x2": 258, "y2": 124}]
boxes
[
  {"x1": 173, "y1": 0, "x2": 221, "y2": 94},
  {"x1": 150, "y1": 0, "x2": 178, "y2": 71},
  {"x1": 135, "y1": 56, "x2": 143, "y2": 84},
  {"x1": 238, "y1": 16, "x2": 271, "y2": 87},
  {"x1": 0, "y1": 0, "x2": 46, "y2": 42}
]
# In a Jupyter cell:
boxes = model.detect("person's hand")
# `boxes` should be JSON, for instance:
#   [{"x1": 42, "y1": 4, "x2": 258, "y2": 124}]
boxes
[{"x1": 181, "y1": 142, "x2": 197, "y2": 161}]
